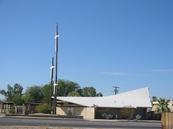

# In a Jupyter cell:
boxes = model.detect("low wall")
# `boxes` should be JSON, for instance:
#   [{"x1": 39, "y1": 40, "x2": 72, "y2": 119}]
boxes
[
  {"x1": 161, "y1": 112, "x2": 173, "y2": 129},
  {"x1": 56, "y1": 106, "x2": 95, "y2": 120},
  {"x1": 82, "y1": 107, "x2": 95, "y2": 120}
]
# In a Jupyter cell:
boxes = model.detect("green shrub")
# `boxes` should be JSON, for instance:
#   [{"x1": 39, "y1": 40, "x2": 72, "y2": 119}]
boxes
[
  {"x1": 36, "y1": 103, "x2": 51, "y2": 114},
  {"x1": 9, "y1": 105, "x2": 15, "y2": 114}
]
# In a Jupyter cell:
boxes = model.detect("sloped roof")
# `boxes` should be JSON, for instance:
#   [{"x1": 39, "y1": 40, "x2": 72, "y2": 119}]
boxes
[{"x1": 56, "y1": 87, "x2": 151, "y2": 108}]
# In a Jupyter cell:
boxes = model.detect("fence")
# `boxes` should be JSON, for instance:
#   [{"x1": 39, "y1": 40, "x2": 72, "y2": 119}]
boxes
[
  {"x1": 162, "y1": 112, "x2": 173, "y2": 129},
  {"x1": 15, "y1": 106, "x2": 26, "y2": 115}
]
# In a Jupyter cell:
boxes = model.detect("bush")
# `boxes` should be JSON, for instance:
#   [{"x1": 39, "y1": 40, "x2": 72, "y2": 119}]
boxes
[
  {"x1": 136, "y1": 114, "x2": 142, "y2": 120},
  {"x1": 36, "y1": 103, "x2": 51, "y2": 114},
  {"x1": 9, "y1": 105, "x2": 15, "y2": 114},
  {"x1": 101, "y1": 113, "x2": 114, "y2": 119}
]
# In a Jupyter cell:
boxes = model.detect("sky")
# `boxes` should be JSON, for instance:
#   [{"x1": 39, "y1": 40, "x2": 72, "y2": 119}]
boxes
[{"x1": 0, "y1": 0, "x2": 173, "y2": 99}]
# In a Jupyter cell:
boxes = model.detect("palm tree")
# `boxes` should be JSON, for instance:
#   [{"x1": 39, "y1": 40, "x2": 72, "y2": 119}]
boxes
[{"x1": 156, "y1": 98, "x2": 170, "y2": 113}]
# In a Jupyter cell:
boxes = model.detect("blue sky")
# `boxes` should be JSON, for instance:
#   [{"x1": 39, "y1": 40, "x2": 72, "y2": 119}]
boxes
[{"x1": 0, "y1": 0, "x2": 173, "y2": 98}]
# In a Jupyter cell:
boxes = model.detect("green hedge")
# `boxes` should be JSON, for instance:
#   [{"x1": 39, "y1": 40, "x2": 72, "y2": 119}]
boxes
[{"x1": 36, "y1": 103, "x2": 51, "y2": 114}]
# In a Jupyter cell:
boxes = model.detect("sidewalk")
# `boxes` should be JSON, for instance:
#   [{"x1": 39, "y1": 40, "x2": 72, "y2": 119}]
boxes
[
  {"x1": 90, "y1": 118, "x2": 161, "y2": 123},
  {"x1": 4, "y1": 115, "x2": 161, "y2": 123},
  {"x1": 0, "y1": 114, "x2": 5, "y2": 117},
  {"x1": 0, "y1": 126, "x2": 109, "y2": 129},
  {"x1": 4, "y1": 115, "x2": 85, "y2": 121}
]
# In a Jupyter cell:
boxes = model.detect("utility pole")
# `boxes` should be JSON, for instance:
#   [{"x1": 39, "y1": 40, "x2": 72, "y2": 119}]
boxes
[
  {"x1": 113, "y1": 86, "x2": 119, "y2": 95},
  {"x1": 52, "y1": 24, "x2": 59, "y2": 114},
  {"x1": 50, "y1": 56, "x2": 54, "y2": 106},
  {"x1": 50, "y1": 57, "x2": 54, "y2": 88}
]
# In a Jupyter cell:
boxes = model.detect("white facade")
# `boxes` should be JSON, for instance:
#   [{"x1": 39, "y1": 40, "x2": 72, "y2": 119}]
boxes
[{"x1": 57, "y1": 87, "x2": 151, "y2": 108}]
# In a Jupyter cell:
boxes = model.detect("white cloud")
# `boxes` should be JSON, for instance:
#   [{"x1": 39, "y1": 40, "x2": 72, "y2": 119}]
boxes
[
  {"x1": 100, "y1": 69, "x2": 173, "y2": 77},
  {"x1": 100, "y1": 72, "x2": 126, "y2": 76},
  {"x1": 152, "y1": 69, "x2": 173, "y2": 73},
  {"x1": 100, "y1": 72, "x2": 144, "y2": 76}
]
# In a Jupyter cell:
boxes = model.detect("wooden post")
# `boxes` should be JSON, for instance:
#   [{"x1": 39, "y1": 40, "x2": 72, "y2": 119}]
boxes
[{"x1": 162, "y1": 112, "x2": 173, "y2": 129}]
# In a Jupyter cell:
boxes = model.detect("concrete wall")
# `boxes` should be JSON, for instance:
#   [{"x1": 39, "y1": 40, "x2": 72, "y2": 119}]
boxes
[
  {"x1": 82, "y1": 107, "x2": 95, "y2": 120},
  {"x1": 57, "y1": 106, "x2": 147, "y2": 120},
  {"x1": 56, "y1": 106, "x2": 95, "y2": 120}
]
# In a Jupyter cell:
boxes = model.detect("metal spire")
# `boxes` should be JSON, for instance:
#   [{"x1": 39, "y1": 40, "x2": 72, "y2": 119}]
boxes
[{"x1": 56, "y1": 23, "x2": 58, "y2": 35}]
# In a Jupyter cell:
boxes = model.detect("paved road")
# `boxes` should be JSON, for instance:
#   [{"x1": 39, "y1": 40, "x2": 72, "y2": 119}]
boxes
[{"x1": 0, "y1": 117, "x2": 161, "y2": 129}]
